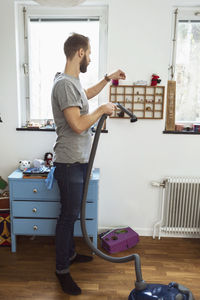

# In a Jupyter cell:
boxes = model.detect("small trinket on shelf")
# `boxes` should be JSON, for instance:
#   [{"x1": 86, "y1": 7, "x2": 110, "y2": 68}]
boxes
[{"x1": 112, "y1": 79, "x2": 119, "y2": 86}]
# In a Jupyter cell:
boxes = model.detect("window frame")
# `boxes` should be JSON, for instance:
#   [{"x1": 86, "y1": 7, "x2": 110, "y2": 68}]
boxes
[
  {"x1": 170, "y1": 7, "x2": 200, "y2": 78},
  {"x1": 169, "y1": 7, "x2": 200, "y2": 124},
  {"x1": 16, "y1": 4, "x2": 108, "y2": 127}
]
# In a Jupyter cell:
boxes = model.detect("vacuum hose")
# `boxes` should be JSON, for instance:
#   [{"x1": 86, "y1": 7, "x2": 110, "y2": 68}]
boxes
[{"x1": 81, "y1": 106, "x2": 147, "y2": 290}]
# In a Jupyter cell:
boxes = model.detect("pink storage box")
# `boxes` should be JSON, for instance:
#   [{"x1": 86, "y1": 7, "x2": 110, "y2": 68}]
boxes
[{"x1": 100, "y1": 227, "x2": 139, "y2": 254}]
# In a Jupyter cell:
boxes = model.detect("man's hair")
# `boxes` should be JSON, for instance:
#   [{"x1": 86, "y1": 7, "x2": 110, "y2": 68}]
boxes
[{"x1": 64, "y1": 33, "x2": 89, "y2": 59}]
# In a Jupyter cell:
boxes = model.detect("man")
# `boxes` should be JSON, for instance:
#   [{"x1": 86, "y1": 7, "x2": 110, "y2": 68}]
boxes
[{"x1": 51, "y1": 33, "x2": 126, "y2": 295}]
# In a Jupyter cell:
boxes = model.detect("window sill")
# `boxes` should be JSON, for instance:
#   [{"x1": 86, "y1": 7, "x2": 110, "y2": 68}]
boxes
[
  {"x1": 163, "y1": 130, "x2": 200, "y2": 135},
  {"x1": 16, "y1": 128, "x2": 109, "y2": 133},
  {"x1": 16, "y1": 127, "x2": 55, "y2": 132}
]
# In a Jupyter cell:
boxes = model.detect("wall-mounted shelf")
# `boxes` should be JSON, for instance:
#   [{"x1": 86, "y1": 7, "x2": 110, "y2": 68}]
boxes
[{"x1": 109, "y1": 85, "x2": 165, "y2": 119}]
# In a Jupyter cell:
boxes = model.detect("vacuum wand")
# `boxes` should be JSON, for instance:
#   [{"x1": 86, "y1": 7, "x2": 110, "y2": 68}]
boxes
[{"x1": 115, "y1": 102, "x2": 137, "y2": 122}]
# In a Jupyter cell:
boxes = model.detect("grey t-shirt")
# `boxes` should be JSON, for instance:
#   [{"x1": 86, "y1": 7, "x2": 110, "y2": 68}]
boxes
[{"x1": 51, "y1": 73, "x2": 92, "y2": 164}]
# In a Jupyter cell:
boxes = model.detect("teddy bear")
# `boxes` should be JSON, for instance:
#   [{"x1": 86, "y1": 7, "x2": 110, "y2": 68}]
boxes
[
  {"x1": 19, "y1": 160, "x2": 31, "y2": 171},
  {"x1": 151, "y1": 74, "x2": 161, "y2": 86}
]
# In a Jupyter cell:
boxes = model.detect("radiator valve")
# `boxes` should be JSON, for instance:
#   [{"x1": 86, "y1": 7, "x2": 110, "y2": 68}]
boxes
[{"x1": 151, "y1": 180, "x2": 166, "y2": 187}]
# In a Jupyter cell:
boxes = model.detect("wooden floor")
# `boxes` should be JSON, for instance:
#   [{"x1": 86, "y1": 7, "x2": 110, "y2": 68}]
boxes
[{"x1": 0, "y1": 236, "x2": 199, "y2": 300}]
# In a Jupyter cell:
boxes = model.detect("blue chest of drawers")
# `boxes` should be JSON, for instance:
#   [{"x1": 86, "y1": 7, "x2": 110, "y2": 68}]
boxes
[{"x1": 8, "y1": 168, "x2": 99, "y2": 252}]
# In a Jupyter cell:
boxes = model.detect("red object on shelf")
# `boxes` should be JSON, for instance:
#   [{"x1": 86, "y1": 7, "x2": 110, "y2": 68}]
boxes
[
  {"x1": 151, "y1": 74, "x2": 161, "y2": 86},
  {"x1": 112, "y1": 79, "x2": 119, "y2": 86}
]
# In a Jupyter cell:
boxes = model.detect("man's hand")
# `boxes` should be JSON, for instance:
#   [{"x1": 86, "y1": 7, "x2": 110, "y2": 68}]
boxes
[
  {"x1": 63, "y1": 103, "x2": 116, "y2": 134},
  {"x1": 85, "y1": 69, "x2": 126, "y2": 100},
  {"x1": 100, "y1": 103, "x2": 116, "y2": 116},
  {"x1": 107, "y1": 69, "x2": 126, "y2": 81}
]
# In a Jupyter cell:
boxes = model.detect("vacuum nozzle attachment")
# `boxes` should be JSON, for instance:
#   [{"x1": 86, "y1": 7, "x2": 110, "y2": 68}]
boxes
[
  {"x1": 116, "y1": 102, "x2": 138, "y2": 122},
  {"x1": 131, "y1": 117, "x2": 137, "y2": 123}
]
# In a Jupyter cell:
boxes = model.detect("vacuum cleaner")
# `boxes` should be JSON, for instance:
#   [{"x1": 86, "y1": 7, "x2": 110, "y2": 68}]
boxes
[{"x1": 80, "y1": 103, "x2": 195, "y2": 300}]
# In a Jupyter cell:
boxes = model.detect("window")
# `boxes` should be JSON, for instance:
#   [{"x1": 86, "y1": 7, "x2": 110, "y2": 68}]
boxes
[
  {"x1": 172, "y1": 8, "x2": 200, "y2": 124},
  {"x1": 16, "y1": 5, "x2": 108, "y2": 127}
]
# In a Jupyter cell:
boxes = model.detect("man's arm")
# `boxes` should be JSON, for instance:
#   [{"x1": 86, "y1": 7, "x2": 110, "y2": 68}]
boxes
[
  {"x1": 85, "y1": 69, "x2": 126, "y2": 100},
  {"x1": 63, "y1": 103, "x2": 115, "y2": 134}
]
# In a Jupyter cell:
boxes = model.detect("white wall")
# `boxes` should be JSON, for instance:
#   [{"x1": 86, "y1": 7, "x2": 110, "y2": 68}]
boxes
[{"x1": 1, "y1": 0, "x2": 200, "y2": 236}]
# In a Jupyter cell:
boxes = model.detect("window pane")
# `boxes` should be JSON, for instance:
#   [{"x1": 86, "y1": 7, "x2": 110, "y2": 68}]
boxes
[
  {"x1": 175, "y1": 21, "x2": 200, "y2": 122},
  {"x1": 29, "y1": 19, "x2": 99, "y2": 120}
]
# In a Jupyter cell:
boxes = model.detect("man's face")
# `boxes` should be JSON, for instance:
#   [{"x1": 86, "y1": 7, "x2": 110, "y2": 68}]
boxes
[{"x1": 80, "y1": 44, "x2": 91, "y2": 73}]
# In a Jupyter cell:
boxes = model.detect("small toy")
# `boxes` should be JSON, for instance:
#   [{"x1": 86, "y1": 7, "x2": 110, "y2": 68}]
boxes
[
  {"x1": 26, "y1": 121, "x2": 41, "y2": 128},
  {"x1": 33, "y1": 159, "x2": 45, "y2": 168},
  {"x1": 133, "y1": 80, "x2": 147, "y2": 86},
  {"x1": 112, "y1": 79, "x2": 119, "y2": 86},
  {"x1": 175, "y1": 124, "x2": 185, "y2": 132},
  {"x1": 19, "y1": 160, "x2": 31, "y2": 171},
  {"x1": 151, "y1": 74, "x2": 161, "y2": 86},
  {"x1": 126, "y1": 98, "x2": 131, "y2": 103},
  {"x1": 146, "y1": 106, "x2": 152, "y2": 111},
  {"x1": 44, "y1": 152, "x2": 53, "y2": 167},
  {"x1": 193, "y1": 124, "x2": 200, "y2": 132}
]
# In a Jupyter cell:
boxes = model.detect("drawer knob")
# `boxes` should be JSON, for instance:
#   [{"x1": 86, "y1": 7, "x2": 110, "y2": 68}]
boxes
[
  {"x1": 33, "y1": 225, "x2": 38, "y2": 231},
  {"x1": 33, "y1": 189, "x2": 37, "y2": 193},
  {"x1": 32, "y1": 208, "x2": 37, "y2": 213}
]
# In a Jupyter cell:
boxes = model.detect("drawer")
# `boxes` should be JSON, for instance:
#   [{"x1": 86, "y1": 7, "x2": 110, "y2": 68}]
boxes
[
  {"x1": 11, "y1": 180, "x2": 60, "y2": 201},
  {"x1": 11, "y1": 180, "x2": 98, "y2": 202},
  {"x1": 12, "y1": 201, "x2": 96, "y2": 218},
  {"x1": 13, "y1": 218, "x2": 96, "y2": 236},
  {"x1": 13, "y1": 201, "x2": 60, "y2": 218},
  {"x1": 86, "y1": 181, "x2": 99, "y2": 202}
]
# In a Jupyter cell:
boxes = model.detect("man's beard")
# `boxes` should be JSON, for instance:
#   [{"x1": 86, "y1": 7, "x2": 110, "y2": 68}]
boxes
[{"x1": 80, "y1": 55, "x2": 88, "y2": 73}]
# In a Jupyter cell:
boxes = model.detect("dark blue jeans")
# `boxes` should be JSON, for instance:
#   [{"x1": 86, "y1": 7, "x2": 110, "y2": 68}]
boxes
[{"x1": 54, "y1": 162, "x2": 88, "y2": 272}]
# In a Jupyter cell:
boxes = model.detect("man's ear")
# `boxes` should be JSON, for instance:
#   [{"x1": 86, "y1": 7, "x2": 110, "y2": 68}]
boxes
[{"x1": 78, "y1": 48, "x2": 84, "y2": 58}]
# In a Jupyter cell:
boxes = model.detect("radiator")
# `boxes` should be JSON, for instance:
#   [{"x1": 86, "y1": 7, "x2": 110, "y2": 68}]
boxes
[{"x1": 153, "y1": 177, "x2": 200, "y2": 239}]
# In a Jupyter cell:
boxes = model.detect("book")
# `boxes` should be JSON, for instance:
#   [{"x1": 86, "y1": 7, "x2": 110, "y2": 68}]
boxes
[{"x1": 23, "y1": 175, "x2": 47, "y2": 179}]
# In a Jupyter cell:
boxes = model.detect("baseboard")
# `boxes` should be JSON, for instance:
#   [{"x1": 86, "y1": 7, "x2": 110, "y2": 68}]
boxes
[
  {"x1": 98, "y1": 226, "x2": 200, "y2": 239},
  {"x1": 98, "y1": 226, "x2": 153, "y2": 237}
]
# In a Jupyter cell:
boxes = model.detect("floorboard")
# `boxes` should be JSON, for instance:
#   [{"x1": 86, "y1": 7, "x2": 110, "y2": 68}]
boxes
[{"x1": 0, "y1": 236, "x2": 199, "y2": 300}]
